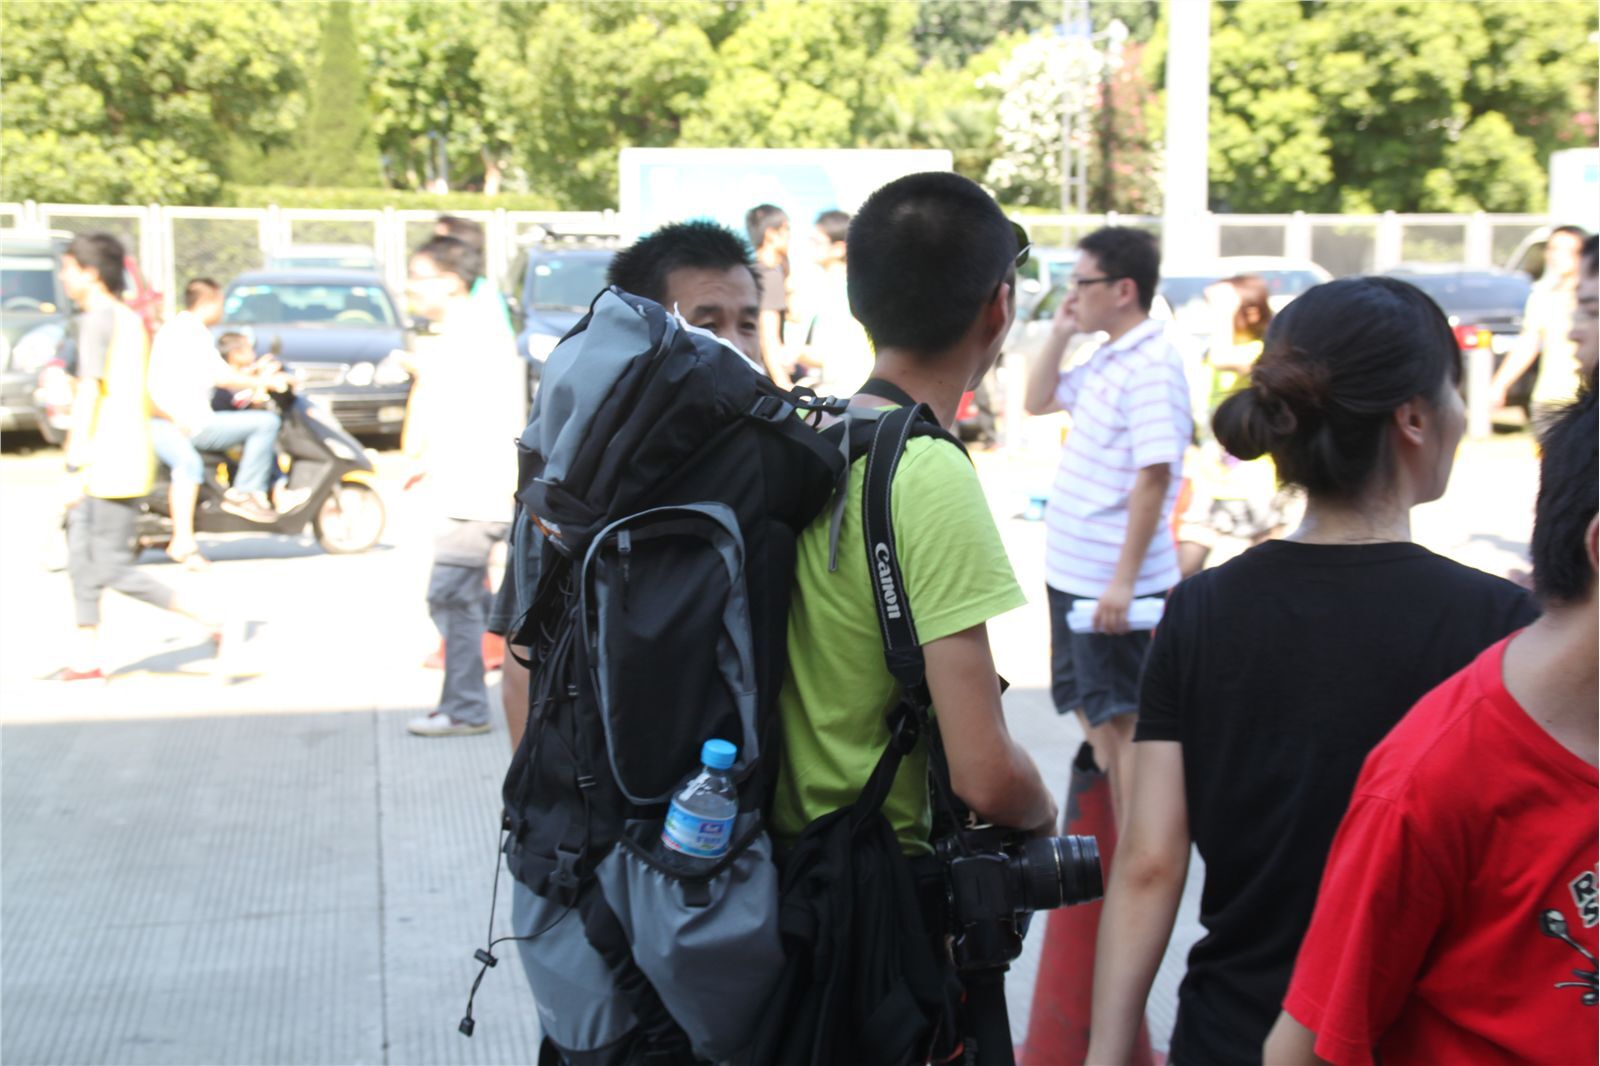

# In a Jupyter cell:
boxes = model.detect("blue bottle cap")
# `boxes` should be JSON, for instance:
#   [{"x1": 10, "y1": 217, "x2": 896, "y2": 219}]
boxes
[{"x1": 701, "y1": 739, "x2": 737, "y2": 770}]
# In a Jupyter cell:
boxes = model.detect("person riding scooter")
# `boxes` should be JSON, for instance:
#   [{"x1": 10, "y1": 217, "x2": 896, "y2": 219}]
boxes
[
  {"x1": 148, "y1": 278, "x2": 293, "y2": 567},
  {"x1": 137, "y1": 378, "x2": 388, "y2": 558}
]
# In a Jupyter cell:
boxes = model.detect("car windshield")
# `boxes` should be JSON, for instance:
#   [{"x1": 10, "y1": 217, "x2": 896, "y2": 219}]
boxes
[
  {"x1": 1, "y1": 253, "x2": 63, "y2": 311},
  {"x1": 526, "y1": 257, "x2": 611, "y2": 311},
  {"x1": 223, "y1": 283, "x2": 397, "y2": 327},
  {"x1": 272, "y1": 256, "x2": 380, "y2": 271},
  {"x1": 1392, "y1": 273, "x2": 1531, "y2": 313}
]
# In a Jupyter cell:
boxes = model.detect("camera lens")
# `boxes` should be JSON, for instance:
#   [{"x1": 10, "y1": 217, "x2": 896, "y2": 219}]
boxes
[{"x1": 1018, "y1": 835, "x2": 1103, "y2": 912}]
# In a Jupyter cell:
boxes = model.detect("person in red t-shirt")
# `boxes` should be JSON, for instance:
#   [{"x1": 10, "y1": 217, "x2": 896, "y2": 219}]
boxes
[{"x1": 1266, "y1": 381, "x2": 1598, "y2": 1065}]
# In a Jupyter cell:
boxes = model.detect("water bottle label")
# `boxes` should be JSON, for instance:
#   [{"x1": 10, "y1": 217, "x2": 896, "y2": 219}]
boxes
[{"x1": 662, "y1": 802, "x2": 734, "y2": 860}]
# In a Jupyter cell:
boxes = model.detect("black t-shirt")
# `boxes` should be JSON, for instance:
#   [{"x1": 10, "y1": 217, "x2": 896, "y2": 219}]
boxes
[{"x1": 1135, "y1": 540, "x2": 1537, "y2": 1065}]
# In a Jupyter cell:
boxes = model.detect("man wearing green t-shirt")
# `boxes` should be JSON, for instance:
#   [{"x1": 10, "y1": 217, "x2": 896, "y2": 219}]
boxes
[{"x1": 771, "y1": 172, "x2": 1057, "y2": 854}]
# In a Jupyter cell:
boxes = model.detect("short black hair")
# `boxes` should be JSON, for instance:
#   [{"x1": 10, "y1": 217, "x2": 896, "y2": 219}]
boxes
[
  {"x1": 1551, "y1": 224, "x2": 1589, "y2": 245},
  {"x1": 1530, "y1": 383, "x2": 1598, "y2": 606},
  {"x1": 411, "y1": 235, "x2": 481, "y2": 289},
  {"x1": 184, "y1": 277, "x2": 221, "y2": 310},
  {"x1": 815, "y1": 209, "x2": 850, "y2": 245},
  {"x1": 846, "y1": 172, "x2": 1017, "y2": 355},
  {"x1": 435, "y1": 215, "x2": 485, "y2": 253},
  {"x1": 1077, "y1": 226, "x2": 1160, "y2": 311},
  {"x1": 607, "y1": 220, "x2": 759, "y2": 306},
  {"x1": 217, "y1": 332, "x2": 252, "y2": 356},
  {"x1": 1582, "y1": 234, "x2": 1598, "y2": 276},
  {"x1": 65, "y1": 232, "x2": 125, "y2": 295},
  {"x1": 745, "y1": 204, "x2": 788, "y2": 250},
  {"x1": 1213, "y1": 276, "x2": 1461, "y2": 501}
]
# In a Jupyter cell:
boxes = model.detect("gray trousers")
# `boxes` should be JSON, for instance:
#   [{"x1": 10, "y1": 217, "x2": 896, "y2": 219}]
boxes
[
  {"x1": 68, "y1": 496, "x2": 177, "y2": 627},
  {"x1": 429, "y1": 519, "x2": 508, "y2": 725}
]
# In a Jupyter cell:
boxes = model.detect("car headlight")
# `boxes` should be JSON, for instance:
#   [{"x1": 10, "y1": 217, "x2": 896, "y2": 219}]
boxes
[
  {"x1": 372, "y1": 352, "x2": 412, "y2": 386},
  {"x1": 344, "y1": 361, "x2": 376, "y2": 387},
  {"x1": 11, "y1": 323, "x2": 66, "y2": 374}
]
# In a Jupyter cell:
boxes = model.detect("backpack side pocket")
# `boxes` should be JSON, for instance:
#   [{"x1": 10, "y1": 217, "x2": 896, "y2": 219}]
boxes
[{"x1": 595, "y1": 813, "x2": 783, "y2": 1062}]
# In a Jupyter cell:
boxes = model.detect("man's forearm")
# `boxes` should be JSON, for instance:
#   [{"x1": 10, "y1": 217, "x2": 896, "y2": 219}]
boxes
[
  {"x1": 1112, "y1": 466, "x2": 1172, "y2": 588},
  {"x1": 1025, "y1": 329, "x2": 1071, "y2": 415},
  {"x1": 1490, "y1": 334, "x2": 1539, "y2": 393},
  {"x1": 501, "y1": 651, "x2": 530, "y2": 750},
  {"x1": 758, "y1": 313, "x2": 790, "y2": 386},
  {"x1": 63, "y1": 386, "x2": 99, "y2": 468}
]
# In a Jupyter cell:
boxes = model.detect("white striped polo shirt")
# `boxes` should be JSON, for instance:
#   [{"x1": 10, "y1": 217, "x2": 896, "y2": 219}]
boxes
[{"x1": 1045, "y1": 317, "x2": 1192, "y2": 597}]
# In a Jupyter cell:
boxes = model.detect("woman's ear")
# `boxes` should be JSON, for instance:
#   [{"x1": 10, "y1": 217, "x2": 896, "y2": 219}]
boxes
[{"x1": 1391, "y1": 397, "x2": 1428, "y2": 447}]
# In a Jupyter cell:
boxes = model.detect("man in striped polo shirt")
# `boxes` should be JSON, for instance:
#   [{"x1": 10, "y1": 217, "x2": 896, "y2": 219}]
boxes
[{"x1": 1023, "y1": 226, "x2": 1191, "y2": 832}]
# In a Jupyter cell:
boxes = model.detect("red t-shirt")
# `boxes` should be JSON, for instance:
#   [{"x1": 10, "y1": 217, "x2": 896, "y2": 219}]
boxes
[{"x1": 1284, "y1": 635, "x2": 1599, "y2": 1065}]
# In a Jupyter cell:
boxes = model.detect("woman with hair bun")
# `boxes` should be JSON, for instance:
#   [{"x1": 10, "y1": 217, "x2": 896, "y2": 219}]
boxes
[{"x1": 1086, "y1": 277, "x2": 1539, "y2": 1065}]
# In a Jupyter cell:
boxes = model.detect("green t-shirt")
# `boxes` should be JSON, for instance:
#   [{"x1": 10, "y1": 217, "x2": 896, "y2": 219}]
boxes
[{"x1": 771, "y1": 428, "x2": 1027, "y2": 855}]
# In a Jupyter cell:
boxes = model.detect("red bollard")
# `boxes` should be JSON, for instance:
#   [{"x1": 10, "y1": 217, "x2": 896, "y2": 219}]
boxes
[{"x1": 1018, "y1": 742, "x2": 1158, "y2": 1066}]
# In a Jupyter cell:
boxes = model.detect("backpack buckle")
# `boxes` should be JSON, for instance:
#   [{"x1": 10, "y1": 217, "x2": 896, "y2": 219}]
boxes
[
  {"x1": 887, "y1": 705, "x2": 921, "y2": 754},
  {"x1": 749, "y1": 395, "x2": 794, "y2": 422},
  {"x1": 547, "y1": 846, "x2": 583, "y2": 902}
]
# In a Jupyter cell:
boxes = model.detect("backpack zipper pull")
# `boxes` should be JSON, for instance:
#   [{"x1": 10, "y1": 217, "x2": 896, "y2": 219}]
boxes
[{"x1": 617, "y1": 530, "x2": 631, "y2": 609}]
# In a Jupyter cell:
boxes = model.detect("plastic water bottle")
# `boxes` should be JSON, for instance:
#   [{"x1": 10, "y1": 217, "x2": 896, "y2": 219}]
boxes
[{"x1": 661, "y1": 739, "x2": 739, "y2": 868}]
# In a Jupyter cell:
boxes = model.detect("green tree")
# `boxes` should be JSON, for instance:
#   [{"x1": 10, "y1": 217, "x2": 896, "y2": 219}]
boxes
[
  {"x1": 289, "y1": 1, "x2": 381, "y2": 187},
  {"x1": 361, "y1": 0, "x2": 524, "y2": 192},
  {"x1": 0, "y1": 0, "x2": 309, "y2": 204},
  {"x1": 681, "y1": 1, "x2": 920, "y2": 148},
  {"x1": 493, "y1": 2, "x2": 722, "y2": 207},
  {"x1": 1198, "y1": 0, "x2": 1597, "y2": 213}
]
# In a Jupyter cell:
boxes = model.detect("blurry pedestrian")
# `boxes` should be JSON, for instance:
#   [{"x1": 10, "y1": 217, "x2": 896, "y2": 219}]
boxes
[
  {"x1": 56, "y1": 234, "x2": 229, "y2": 681},
  {"x1": 798, "y1": 208, "x2": 874, "y2": 397},
  {"x1": 490, "y1": 219, "x2": 764, "y2": 748},
  {"x1": 1570, "y1": 234, "x2": 1597, "y2": 379},
  {"x1": 745, "y1": 203, "x2": 793, "y2": 387},
  {"x1": 435, "y1": 214, "x2": 513, "y2": 331},
  {"x1": 147, "y1": 278, "x2": 293, "y2": 566},
  {"x1": 1086, "y1": 277, "x2": 1538, "y2": 1064},
  {"x1": 1175, "y1": 274, "x2": 1281, "y2": 576},
  {"x1": 403, "y1": 235, "x2": 524, "y2": 738},
  {"x1": 1022, "y1": 225, "x2": 1191, "y2": 835},
  {"x1": 1489, "y1": 224, "x2": 1589, "y2": 421},
  {"x1": 1267, "y1": 382, "x2": 1596, "y2": 1066}
]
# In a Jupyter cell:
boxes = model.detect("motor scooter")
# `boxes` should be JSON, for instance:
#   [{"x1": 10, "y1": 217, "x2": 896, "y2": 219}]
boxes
[{"x1": 134, "y1": 387, "x2": 387, "y2": 556}]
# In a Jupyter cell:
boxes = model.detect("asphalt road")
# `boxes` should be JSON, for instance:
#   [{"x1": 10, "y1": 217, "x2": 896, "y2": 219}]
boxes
[{"x1": 0, "y1": 429, "x2": 1539, "y2": 1064}]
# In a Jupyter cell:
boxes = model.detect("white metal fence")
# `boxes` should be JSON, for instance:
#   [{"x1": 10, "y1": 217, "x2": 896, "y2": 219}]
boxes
[
  {"x1": 2, "y1": 200, "x2": 623, "y2": 312},
  {"x1": 2, "y1": 200, "x2": 1554, "y2": 316}
]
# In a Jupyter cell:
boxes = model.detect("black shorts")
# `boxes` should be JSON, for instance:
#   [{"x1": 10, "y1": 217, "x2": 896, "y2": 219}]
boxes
[{"x1": 1047, "y1": 585, "x2": 1161, "y2": 727}]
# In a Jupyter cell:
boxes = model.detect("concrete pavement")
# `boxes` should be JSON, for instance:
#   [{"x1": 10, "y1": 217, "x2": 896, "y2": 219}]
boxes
[{"x1": 0, "y1": 430, "x2": 1539, "y2": 1064}]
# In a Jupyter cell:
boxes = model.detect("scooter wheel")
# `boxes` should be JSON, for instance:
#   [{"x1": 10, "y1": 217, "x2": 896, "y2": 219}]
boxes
[{"x1": 313, "y1": 481, "x2": 386, "y2": 555}]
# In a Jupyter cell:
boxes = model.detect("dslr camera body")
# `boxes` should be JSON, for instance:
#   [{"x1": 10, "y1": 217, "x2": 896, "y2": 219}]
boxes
[{"x1": 934, "y1": 824, "x2": 1103, "y2": 972}]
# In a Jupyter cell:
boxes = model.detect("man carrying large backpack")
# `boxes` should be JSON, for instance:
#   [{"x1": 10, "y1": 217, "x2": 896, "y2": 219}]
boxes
[
  {"x1": 483, "y1": 178, "x2": 1056, "y2": 1065},
  {"x1": 771, "y1": 172, "x2": 1056, "y2": 865}
]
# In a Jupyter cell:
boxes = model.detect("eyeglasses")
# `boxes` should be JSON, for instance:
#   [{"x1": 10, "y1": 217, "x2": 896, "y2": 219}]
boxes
[
  {"x1": 1067, "y1": 275, "x2": 1123, "y2": 291},
  {"x1": 1011, "y1": 220, "x2": 1031, "y2": 270}
]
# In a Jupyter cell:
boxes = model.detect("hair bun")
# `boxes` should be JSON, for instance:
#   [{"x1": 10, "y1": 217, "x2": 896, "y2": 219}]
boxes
[{"x1": 1250, "y1": 352, "x2": 1332, "y2": 412}]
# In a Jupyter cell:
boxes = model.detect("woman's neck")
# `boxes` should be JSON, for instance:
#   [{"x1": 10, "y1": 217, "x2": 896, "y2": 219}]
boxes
[{"x1": 1287, "y1": 494, "x2": 1413, "y2": 545}]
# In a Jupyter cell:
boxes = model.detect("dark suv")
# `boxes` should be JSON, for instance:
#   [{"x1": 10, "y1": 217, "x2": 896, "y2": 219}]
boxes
[{"x1": 506, "y1": 239, "x2": 617, "y2": 396}]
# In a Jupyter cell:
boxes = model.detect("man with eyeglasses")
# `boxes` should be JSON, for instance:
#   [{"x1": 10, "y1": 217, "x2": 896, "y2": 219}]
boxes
[
  {"x1": 771, "y1": 171, "x2": 1057, "y2": 862},
  {"x1": 1023, "y1": 226, "x2": 1192, "y2": 835}
]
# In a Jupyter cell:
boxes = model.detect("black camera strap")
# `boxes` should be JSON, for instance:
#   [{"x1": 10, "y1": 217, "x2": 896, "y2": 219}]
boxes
[{"x1": 856, "y1": 401, "x2": 970, "y2": 836}]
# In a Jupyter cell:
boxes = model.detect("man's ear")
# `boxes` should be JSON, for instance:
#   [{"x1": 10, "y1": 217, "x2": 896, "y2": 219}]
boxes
[
  {"x1": 1586, "y1": 515, "x2": 1598, "y2": 579},
  {"x1": 984, "y1": 280, "x2": 1013, "y2": 343}
]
